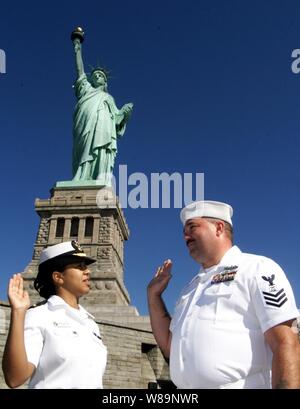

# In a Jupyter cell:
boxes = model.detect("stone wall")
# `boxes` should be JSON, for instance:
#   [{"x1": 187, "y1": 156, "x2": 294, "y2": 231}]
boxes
[{"x1": 100, "y1": 321, "x2": 169, "y2": 389}]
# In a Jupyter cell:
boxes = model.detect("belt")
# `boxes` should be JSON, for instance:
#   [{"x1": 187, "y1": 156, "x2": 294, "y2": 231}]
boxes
[{"x1": 217, "y1": 371, "x2": 271, "y2": 389}]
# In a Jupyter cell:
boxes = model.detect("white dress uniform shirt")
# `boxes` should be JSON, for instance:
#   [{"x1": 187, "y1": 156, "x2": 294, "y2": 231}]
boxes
[
  {"x1": 170, "y1": 246, "x2": 299, "y2": 389},
  {"x1": 24, "y1": 295, "x2": 107, "y2": 389}
]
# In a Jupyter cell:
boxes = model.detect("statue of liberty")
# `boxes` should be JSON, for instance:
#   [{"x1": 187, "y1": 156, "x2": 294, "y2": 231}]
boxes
[{"x1": 71, "y1": 27, "x2": 133, "y2": 186}]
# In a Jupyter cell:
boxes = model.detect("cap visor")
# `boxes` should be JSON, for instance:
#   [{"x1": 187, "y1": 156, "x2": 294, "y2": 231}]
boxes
[{"x1": 82, "y1": 256, "x2": 96, "y2": 265}]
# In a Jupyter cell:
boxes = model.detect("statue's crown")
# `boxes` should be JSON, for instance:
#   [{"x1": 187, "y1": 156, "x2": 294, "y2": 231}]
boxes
[{"x1": 90, "y1": 67, "x2": 109, "y2": 82}]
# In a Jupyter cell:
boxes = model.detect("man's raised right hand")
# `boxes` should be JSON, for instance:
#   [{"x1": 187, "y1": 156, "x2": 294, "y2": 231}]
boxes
[{"x1": 147, "y1": 259, "x2": 173, "y2": 297}]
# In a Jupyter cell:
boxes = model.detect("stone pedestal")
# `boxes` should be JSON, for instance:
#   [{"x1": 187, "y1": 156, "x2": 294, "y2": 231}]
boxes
[{"x1": 22, "y1": 185, "x2": 132, "y2": 318}]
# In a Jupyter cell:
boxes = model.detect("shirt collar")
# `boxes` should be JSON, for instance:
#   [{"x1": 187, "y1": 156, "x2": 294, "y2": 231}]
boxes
[
  {"x1": 47, "y1": 295, "x2": 95, "y2": 320},
  {"x1": 217, "y1": 245, "x2": 242, "y2": 268},
  {"x1": 197, "y1": 245, "x2": 242, "y2": 281}
]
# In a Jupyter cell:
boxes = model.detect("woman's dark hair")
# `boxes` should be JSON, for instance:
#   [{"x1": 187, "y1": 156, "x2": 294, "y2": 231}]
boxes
[{"x1": 34, "y1": 256, "x2": 81, "y2": 299}]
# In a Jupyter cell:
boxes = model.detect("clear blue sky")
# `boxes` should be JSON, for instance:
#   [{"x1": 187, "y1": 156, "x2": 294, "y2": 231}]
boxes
[{"x1": 0, "y1": 0, "x2": 299, "y2": 315}]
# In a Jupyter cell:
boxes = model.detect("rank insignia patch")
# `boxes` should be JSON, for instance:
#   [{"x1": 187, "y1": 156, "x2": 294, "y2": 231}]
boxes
[
  {"x1": 262, "y1": 288, "x2": 288, "y2": 308},
  {"x1": 261, "y1": 274, "x2": 288, "y2": 307}
]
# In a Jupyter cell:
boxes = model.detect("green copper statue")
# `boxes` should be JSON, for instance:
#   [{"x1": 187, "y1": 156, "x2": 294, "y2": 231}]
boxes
[{"x1": 71, "y1": 27, "x2": 133, "y2": 185}]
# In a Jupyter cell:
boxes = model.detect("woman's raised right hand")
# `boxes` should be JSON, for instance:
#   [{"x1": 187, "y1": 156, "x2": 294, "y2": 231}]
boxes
[{"x1": 8, "y1": 274, "x2": 30, "y2": 311}]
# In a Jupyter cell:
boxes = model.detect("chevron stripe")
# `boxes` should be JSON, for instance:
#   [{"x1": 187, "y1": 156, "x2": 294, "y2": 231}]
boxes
[
  {"x1": 263, "y1": 292, "x2": 286, "y2": 303},
  {"x1": 265, "y1": 297, "x2": 288, "y2": 308},
  {"x1": 262, "y1": 288, "x2": 284, "y2": 298}
]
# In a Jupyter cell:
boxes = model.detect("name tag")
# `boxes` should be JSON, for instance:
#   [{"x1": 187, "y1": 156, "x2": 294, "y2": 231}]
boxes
[{"x1": 53, "y1": 321, "x2": 71, "y2": 328}]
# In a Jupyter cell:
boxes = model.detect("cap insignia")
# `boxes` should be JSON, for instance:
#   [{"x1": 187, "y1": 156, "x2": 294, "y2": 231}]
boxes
[{"x1": 71, "y1": 240, "x2": 84, "y2": 253}]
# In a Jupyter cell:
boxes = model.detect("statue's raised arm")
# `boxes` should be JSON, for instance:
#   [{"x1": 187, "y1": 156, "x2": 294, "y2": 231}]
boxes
[
  {"x1": 70, "y1": 27, "x2": 133, "y2": 186},
  {"x1": 71, "y1": 27, "x2": 85, "y2": 78}
]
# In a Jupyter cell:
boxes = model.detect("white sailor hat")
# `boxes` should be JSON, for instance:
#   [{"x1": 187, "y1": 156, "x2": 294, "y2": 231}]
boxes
[
  {"x1": 39, "y1": 240, "x2": 96, "y2": 266},
  {"x1": 180, "y1": 200, "x2": 233, "y2": 226}
]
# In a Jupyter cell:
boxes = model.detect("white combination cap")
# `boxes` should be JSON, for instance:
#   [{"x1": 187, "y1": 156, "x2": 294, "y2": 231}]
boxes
[
  {"x1": 180, "y1": 200, "x2": 233, "y2": 226},
  {"x1": 39, "y1": 240, "x2": 96, "y2": 266}
]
